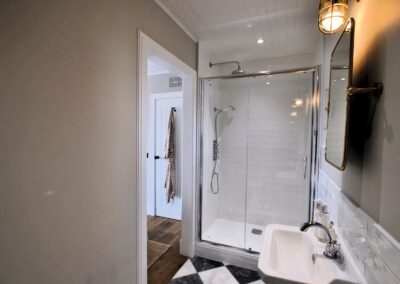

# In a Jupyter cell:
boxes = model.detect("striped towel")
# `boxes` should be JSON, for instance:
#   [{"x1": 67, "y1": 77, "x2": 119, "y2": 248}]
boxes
[{"x1": 164, "y1": 107, "x2": 176, "y2": 203}]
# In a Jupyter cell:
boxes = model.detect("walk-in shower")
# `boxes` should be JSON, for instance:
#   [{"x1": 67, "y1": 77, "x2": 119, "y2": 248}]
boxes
[
  {"x1": 211, "y1": 106, "x2": 236, "y2": 194},
  {"x1": 198, "y1": 67, "x2": 319, "y2": 255}
]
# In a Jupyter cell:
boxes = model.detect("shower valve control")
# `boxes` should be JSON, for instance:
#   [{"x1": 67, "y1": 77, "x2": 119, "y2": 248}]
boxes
[{"x1": 213, "y1": 140, "x2": 218, "y2": 161}]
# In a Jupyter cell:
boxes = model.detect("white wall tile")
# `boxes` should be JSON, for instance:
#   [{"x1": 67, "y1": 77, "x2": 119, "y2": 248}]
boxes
[{"x1": 318, "y1": 170, "x2": 400, "y2": 284}]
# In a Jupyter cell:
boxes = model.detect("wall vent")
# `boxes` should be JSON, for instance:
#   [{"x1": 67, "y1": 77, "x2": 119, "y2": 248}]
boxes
[{"x1": 169, "y1": 76, "x2": 182, "y2": 88}]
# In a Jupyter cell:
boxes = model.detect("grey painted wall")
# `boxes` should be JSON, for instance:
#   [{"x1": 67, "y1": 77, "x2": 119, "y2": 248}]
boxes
[
  {"x1": 320, "y1": 0, "x2": 400, "y2": 241},
  {"x1": 0, "y1": 0, "x2": 196, "y2": 283}
]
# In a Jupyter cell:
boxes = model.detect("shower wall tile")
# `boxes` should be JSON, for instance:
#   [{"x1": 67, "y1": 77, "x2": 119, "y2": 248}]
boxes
[
  {"x1": 217, "y1": 81, "x2": 248, "y2": 223},
  {"x1": 318, "y1": 170, "x2": 400, "y2": 284}
]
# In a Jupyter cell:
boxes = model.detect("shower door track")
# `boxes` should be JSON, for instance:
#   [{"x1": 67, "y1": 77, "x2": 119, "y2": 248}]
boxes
[
  {"x1": 202, "y1": 66, "x2": 316, "y2": 80},
  {"x1": 196, "y1": 65, "x2": 320, "y2": 257}
]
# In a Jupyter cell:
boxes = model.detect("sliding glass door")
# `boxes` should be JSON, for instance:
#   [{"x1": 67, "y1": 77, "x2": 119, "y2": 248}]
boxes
[{"x1": 200, "y1": 71, "x2": 315, "y2": 252}]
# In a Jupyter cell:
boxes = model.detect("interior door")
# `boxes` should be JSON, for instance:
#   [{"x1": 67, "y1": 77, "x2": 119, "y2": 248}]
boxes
[{"x1": 153, "y1": 94, "x2": 183, "y2": 220}]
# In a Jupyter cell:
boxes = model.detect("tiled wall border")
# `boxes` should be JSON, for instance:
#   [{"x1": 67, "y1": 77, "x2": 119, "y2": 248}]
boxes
[{"x1": 317, "y1": 170, "x2": 400, "y2": 284}]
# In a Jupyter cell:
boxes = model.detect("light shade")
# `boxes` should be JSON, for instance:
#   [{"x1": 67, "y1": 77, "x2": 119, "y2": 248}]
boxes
[{"x1": 318, "y1": 0, "x2": 348, "y2": 34}]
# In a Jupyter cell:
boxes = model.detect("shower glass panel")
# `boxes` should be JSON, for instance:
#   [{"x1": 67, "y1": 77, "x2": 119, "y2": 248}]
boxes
[
  {"x1": 201, "y1": 77, "x2": 249, "y2": 249},
  {"x1": 200, "y1": 71, "x2": 314, "y2": 252},
  {"x1": 245, "y1": 73, "x2": 313, "y2": 252}
]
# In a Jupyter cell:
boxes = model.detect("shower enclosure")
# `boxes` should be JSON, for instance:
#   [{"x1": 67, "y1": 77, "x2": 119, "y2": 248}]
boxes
[{"x1": 198, "y1": 68, "x2": 319, "y2": 253}]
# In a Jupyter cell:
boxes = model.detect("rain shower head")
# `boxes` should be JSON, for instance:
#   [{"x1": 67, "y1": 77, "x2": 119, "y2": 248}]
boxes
[
  {"x1": 209, "y1": 60, "x2": 246, "y2": 75},
  {"x1": 231, "y1": 66, "x2": 245, "y2": 75}
]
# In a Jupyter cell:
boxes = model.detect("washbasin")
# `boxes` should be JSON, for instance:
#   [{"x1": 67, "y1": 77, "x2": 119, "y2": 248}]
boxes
[{"x1": 258, "y1": 224, "x2": 363, "y2": 284}]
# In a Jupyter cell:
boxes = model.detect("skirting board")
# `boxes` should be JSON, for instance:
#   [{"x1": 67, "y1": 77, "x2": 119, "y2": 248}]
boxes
[{"x1": 195, "y1": 241, "x2": 259, "y2": 271}]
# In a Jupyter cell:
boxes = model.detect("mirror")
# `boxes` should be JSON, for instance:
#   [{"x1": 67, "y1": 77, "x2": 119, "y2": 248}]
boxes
[{"x1": 325, "y1": 18, "x2": 354, "y2": 170}]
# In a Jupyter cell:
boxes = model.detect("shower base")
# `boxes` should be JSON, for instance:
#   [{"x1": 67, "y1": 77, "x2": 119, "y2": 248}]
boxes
[{"x1": 201, "y1": 218, "x2": 264, "y2": 252}]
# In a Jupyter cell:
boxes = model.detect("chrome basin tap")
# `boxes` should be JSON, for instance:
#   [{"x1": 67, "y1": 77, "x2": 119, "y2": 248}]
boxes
[{"x1": 300, "y1": 221, "x2": 344, "y2": 264}]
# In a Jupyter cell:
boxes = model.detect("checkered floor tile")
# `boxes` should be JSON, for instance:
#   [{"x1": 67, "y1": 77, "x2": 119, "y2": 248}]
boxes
[{"x1": 170, "y1": 256, "x2": 265, "y2": 284}]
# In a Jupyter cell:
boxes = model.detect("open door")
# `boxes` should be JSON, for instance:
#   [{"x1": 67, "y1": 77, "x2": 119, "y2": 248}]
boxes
[{"x1": 148, "y1": 93, "x2": 183, "y2": 220}]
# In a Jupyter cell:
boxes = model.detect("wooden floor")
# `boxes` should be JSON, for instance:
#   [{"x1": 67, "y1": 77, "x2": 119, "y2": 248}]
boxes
[{"x1": 147, "y1": 216, "x2": 188, "y2": 284}]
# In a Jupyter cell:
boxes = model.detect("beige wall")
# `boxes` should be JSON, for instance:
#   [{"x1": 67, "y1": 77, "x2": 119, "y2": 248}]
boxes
[
  {"x1": 0, "y1": 0, "x2": 196, "y2": 283},
  {"x1": 320, "y1": 0, "x2": 400, "y2": 240}
]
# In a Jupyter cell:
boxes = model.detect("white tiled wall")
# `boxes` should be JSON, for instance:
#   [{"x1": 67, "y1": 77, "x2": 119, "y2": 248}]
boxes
[
  {"x1": 217, "y1": 78, "x2": 248, "y2": 224},
  {"x1": 317, "y1": 170, "x2": 400, "y2": 284}
]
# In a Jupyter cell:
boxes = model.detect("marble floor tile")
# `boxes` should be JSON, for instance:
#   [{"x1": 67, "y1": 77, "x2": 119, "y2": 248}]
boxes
[
  {"x1": 226, "y1": 264, "x2": 261, "y2": 284},
  {"x1": 170, "y1": 273, "x2": 203, "y2": 284},
  {"x1": 191, "y1": 256, "x2": 224, "y2": 272},
  {"x1": 199, "y1": 266, "x2": 239, "y2": 284},
  {"x1": 172, "y1": 259, "x2": 197, "y2": 279}
]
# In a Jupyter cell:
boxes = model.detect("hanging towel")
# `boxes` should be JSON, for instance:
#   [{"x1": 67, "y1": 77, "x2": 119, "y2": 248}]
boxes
[{"x1": 164, "y1": 107, "x2": 176, "y2": 203}]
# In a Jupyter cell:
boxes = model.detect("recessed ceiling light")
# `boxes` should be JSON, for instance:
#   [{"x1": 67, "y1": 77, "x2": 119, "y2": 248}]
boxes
[
  {"x1": 341, "y1": 77, "x2": 346, "y2": 81},
  {"x1": 266, "y1": 82, "x2": 270, "y2": 85},
  {"x1": 295, "y1": 99, "x2": 303, "y2": 106},
  {"x1": 290, "y1": 111, "x2": 298, "y2": 117},
  {"x1": 247, "y1": 24, "x2": 253, "y2": 28},
  {"x1": 257, "y1": 38, "x2": 264, "y2": 44}
]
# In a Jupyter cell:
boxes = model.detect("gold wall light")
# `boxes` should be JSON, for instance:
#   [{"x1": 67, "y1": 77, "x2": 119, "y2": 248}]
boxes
[{"x1": 318, "y1": 0, "x2": 349, "y2": 34}]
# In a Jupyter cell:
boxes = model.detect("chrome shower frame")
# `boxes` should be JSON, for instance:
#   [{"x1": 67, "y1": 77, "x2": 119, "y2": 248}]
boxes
[{"x1": 195, "y1": 66, "x2": 321, "y2": 269}]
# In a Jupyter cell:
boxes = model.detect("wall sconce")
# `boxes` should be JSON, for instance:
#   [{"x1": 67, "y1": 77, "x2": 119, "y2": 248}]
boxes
[{"x1": 318, "y1": 0, "x2": 348, "y2": 34}]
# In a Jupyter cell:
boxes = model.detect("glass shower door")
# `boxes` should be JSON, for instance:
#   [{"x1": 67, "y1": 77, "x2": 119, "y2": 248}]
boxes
[
  {"x1": 244, "y1": 72, "x2": 314, "y2": 252},
  {"x1": 200, "y1": 71, "x2": 315, "y2": 252},
  {"x1": 201, "y1": 77, "x2": 249, "y2": 249}
]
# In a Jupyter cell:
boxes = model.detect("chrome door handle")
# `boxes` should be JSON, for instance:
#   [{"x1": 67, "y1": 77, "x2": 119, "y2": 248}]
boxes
[{"x1": 303, "y1": 157, "x2": 308, "y2": 179}]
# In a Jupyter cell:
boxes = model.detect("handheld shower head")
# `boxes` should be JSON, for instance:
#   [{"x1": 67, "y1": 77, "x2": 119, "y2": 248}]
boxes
[
  {"x1": 214, "y1": 106, "x2": 236, "y2": 113},
  {"x1": 211, "y1": 104, "x2": 236, "y2": 195},
  {"x1": 223, "y1": 106, "x2": 236, "y2": 112}
]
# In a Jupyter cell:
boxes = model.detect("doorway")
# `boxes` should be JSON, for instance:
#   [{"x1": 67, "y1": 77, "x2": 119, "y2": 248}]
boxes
[
  {"x1": 137, "y1": 31, "x2": 197, "y2": 284},
  {"x1": 147, "y1": 92, "x2": 183, "y2": 220}
]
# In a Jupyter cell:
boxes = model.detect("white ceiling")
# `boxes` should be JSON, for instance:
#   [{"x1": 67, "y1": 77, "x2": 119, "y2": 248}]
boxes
[
  {"x1": 147, "y1": 57, "x2": 170, "y2": 76},
  {"x1": 156, "y1": 0, "x2": 321, "y2": 63}
]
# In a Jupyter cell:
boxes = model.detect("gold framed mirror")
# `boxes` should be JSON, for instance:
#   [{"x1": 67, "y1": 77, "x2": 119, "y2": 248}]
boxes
[
  {"x1": 325, "y1": 18, "x2": 354, "y2": 170},
  {"x1": 325, "y1": 18, "x2": 383, "y2": 170}
]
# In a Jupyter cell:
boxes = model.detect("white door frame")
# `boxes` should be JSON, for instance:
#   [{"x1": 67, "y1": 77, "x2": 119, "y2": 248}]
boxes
[
  {"x1": 147, "y1": 92, "x2": 183, "y2": 217},
  {"x1": 137, "y1": 31, "x2": 197, "y2": 284}
]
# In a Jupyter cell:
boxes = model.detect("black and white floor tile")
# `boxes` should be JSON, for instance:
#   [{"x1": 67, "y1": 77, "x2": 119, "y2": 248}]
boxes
[{"x1": 170, "y1": 256, "x2": 265, "y2": 284}]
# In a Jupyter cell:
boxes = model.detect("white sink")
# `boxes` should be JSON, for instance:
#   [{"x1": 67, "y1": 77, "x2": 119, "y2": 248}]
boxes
[{"x1": 258, "y1": 224, "x2": 364, "y2": 284}]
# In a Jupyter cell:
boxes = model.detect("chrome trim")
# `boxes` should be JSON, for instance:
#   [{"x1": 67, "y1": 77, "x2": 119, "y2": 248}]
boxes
[
  {"x1": 202, "y1": 66, "x2": 316, "y2": 80},
  {"x1": 309, "y1": 66, "x2": 321, "y2": 220},
  {"x1": 300, "y1": 221, "x2": 344, "y2": 264},
  {"x1": 196, "y1": 78, "x2": 205, "y2": 242}
]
